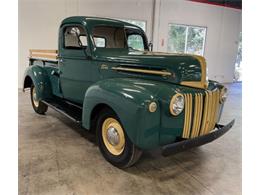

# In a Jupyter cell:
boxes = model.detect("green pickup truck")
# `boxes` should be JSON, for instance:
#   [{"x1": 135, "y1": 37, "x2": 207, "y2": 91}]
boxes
[{"x1": 23, "y1": 16, "x2": 234, "y2": 168}]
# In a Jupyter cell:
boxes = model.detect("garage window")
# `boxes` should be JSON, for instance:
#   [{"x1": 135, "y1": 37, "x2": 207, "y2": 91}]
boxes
[{"x1": 167, "y1": 24, "x2": 207, "y2": 56}]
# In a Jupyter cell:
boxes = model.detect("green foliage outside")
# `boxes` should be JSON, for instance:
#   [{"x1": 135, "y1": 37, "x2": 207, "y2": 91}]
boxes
[
  {"x1": 234, "y1": 32, "x2": 242, "y2": 82},
  {"x1": 186, "y1": 27, "x2": 206, "y2": 55},
  {"x1": 168, "y1": 24, "x2": 206, "y2": 56},
  {"x1": 168, "y1": 25, "x2": 186, "y2": 53},
  {"x1": 236, "y1": 32, "x2": 242, "y2": 67}
]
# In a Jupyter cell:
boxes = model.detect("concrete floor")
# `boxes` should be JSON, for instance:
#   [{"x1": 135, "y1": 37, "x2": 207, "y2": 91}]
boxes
[{"x1": 19, "y1": 83, "x2": 241, "y2": 195}]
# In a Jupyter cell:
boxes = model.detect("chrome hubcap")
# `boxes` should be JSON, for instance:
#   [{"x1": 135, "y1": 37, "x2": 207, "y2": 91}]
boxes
[
  {"x1": 102, "y1": 118, "x2": 125, "y2": 155},
  {"x1": 32, "y1": 87, "x2": 39, "y2": 107},
  {"x1": 107, "y1": 127, "x2": 120, "y2": 146}
]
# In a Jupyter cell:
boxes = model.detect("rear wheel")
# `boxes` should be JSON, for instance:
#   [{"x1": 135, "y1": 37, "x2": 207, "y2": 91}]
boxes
[
  {"x1": 30, "y1": 84, "x2": 48, "y2": 114},
  {"x1": 96, "y1": 108, "x2": 142, "y2": 168}
]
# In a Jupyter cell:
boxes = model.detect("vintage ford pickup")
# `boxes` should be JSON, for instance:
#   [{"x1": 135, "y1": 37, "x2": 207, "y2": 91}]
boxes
[{"x1": 23, "y1": 16, "x2": 234, "y2": 168}]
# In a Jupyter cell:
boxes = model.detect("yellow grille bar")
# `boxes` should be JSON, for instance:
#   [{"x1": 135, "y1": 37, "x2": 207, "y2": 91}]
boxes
[
  {"x1": 214, "y1": 90, "x2": 221, "y2": 124},
  {"x1": 182, "y1": 89, "x2": 220, "y2": 139},
  {"x1": 190, "y1": 94, "x2": 203, "y2": 138},
  {"x1": 209, "y1": 90, "x2": 219, "y2": 130},
  {"x1": 203, "y1": 91, "x2": 213, "y2": 135},
  {"x1": 182, "y1": 94, "x2": 192, "y2": 138}
]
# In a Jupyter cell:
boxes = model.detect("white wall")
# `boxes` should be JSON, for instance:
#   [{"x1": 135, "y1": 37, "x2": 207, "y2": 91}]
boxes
[
  {"x1": 18, "y1": 0, "x2": 154, "y2": 88},
  {"x1": 18, "y1": 0, "x2": 241, "y2": 87},
  {"x1": 155, "y1": 0, "x2": 241, "y2": 83}
]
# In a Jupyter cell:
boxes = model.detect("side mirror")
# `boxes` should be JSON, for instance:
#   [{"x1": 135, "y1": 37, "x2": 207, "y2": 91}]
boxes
[{"x1": 148, "y1": 42, "x2": 153, "y2": 51}]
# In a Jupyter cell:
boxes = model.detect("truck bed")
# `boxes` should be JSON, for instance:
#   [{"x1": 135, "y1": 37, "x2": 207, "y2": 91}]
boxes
[
  {"x1": 29, "y1": 49, "x2": 83, "y2": 123},
  {"x1": 29, "y1": 49, "x2": 58, "y2": 61}
]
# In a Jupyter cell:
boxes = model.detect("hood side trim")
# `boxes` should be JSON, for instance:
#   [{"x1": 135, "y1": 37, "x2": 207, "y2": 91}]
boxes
[{"x1": 112, "y1": 67, "x2": 172, "y2": 76}]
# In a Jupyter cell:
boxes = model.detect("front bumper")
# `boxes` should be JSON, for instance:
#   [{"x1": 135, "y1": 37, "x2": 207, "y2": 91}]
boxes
[{"x1": 161, "y1": 119, "x2": 235, "y2": 156}]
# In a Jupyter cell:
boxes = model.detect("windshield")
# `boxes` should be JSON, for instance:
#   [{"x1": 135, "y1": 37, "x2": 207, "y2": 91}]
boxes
[{"x1": 92, "y1": 26, "x2": 148, "y2": 51}]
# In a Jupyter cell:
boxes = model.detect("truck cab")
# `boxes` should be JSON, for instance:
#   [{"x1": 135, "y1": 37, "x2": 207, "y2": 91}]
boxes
[{"x1": 23, "y1": 16, "x2": 234, "y2": 168}]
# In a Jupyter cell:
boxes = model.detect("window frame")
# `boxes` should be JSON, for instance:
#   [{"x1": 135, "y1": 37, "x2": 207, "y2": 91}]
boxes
[
  {"x1": 167, "y1": 23, "x2": 207, "y2": 56},
  {"x1": 63, "y1": 24, "x2": 89, "y2": 50},
  {"x1": 91, "y1": 25, "x2": 148, "y2": 50},
  {"x1": 93, "y1": 36, "x2": 107, "y2": 48},
  {"x1": 91, "y1": 25, "x2": 128, "y2": 49},
  {"x1": 126, "y1": 30, "x2": 147, "y2": 51}
]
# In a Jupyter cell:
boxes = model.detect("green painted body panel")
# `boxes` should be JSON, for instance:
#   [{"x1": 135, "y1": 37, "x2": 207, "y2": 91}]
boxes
[
  {"x1": 81, "y1": 78, "x2": 209, "y2": 149},
  {"x1": 23, "y1": 64, "x2": 53, "y2": 100},
  {"x1": 82, "y1": 78, "x2": 161, "y2": 149},
  {"x1": 60, "y1": 16, "x2": 202, "y2": 84},
  {"x1": 23, "y1": 16, "x2": 226, "y2": 150},
  {"x1": 94, "y1": 49, "x2": 202, "y2": 83}
]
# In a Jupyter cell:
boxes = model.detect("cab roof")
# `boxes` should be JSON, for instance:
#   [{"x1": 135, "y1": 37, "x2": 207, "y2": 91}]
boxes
[{"x1": 61, "y1": 16, "x2": 142, "y2": 31}]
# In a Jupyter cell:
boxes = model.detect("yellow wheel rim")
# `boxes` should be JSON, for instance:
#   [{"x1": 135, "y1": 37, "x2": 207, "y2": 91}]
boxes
[
  {"x1": 102, "y1": 117, "x2": 125, "y2": 156},
  {"x1": 32, "y1": 87, "x2": 39, "y2": 108}
]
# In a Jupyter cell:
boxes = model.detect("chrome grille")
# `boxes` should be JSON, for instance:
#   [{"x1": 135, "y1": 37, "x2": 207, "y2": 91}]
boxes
[{"x1": 182, "y1": 89, "x2": 220, "y2": 139}]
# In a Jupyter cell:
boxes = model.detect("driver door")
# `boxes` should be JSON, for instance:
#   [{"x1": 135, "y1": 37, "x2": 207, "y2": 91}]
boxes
[{"x1": 59, "y1": 25, "x2": 97, "y2": 104}]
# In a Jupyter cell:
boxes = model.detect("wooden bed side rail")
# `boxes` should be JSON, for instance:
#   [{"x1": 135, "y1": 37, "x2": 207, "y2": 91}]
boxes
[{"x1": 29, "y1": 49, "x2": 58, "y2": 60}]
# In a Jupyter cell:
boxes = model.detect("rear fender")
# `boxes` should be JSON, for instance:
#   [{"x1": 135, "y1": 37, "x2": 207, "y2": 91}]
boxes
[{"x1": 23, "y1": 65, "x2": 52, "y2": 100}]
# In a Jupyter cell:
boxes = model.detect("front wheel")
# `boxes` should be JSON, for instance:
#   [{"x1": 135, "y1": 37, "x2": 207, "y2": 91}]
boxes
[
  {"x1": 96, "y1": 108, "x2": 142, "y2": 168},
  {"x1": 30, "y1": 84, "x2": 48, "y2": 115}
]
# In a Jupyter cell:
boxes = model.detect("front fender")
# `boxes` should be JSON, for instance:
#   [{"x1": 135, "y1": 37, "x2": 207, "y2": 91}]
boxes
[
  {"x1": 82, "y1": 78, "x2": 161, "y2": 149},
  {"x1": 23, "y1": 65, "x2": 52, "y2": 100}
]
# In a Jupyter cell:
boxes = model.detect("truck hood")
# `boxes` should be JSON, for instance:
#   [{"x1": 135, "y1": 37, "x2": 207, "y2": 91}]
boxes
[{"x1": 94, "y1": 49, "x2": 208, "y2": 89}]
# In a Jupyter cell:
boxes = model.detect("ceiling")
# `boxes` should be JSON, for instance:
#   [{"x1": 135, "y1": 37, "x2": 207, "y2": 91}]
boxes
[{"x1": 189, "y1": 0, "x2": 242, "y2": 9}]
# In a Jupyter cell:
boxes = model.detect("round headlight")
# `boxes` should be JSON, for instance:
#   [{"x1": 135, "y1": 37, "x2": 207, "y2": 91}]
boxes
[
  {"x1": 170, "y1": 94, "x2": 185, "y2": 116},
  {"x1": 220, "y1": 87, "x2": 228, "y2": 103}
]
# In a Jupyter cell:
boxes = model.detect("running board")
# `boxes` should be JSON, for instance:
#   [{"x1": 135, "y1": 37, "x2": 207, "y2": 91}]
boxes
[{"x1": 41, "y1": 100, "x2": 82, "y2": 123}]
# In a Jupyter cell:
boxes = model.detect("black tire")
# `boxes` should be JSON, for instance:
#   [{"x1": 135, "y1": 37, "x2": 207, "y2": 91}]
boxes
[
  {"x1": 30, "y1": 84, "x2": 48, "y2": 115},
  {"x1": 96, "y1": 108, "x2": 142, "y2": 168}
]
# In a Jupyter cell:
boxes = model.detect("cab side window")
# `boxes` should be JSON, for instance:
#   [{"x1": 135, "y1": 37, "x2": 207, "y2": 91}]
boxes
[
  {"x1": 127, "y1": 34, "x2": 144, "y2": 51},
  {"x1": 64, "y1": 26, "x2": 88, "y2": 49}
]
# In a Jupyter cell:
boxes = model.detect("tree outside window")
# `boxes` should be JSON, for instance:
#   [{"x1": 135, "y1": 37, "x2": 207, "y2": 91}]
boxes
[
  {"x1": 168, "y1": 24, "x2": 207, "y2": 56},
  {"x1": 234, "y1": 32, "x2": 242, "y2": 82}
]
